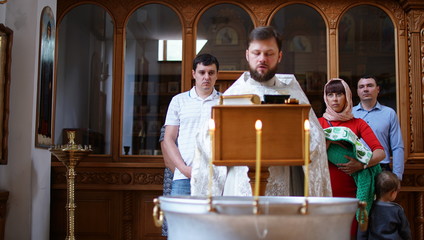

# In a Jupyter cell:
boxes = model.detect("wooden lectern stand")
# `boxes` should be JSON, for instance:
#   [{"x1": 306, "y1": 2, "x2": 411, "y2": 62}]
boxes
[{"x1": 211, "y1": 104, "x2": 311, "y2": 167}]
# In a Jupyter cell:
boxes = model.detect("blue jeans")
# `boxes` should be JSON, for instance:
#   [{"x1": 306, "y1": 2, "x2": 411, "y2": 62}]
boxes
[{"x1": 171, "y1": 179, "x2": 191, "y2": 196}]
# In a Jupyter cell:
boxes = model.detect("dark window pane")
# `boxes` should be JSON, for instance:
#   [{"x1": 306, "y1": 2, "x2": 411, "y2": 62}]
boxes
[
  {"x1": 124, "y1": 4, "x2": 182, "y2": 155},
  {"x1": 197, "y1": 4, "x2": 254, "y2": 71},
  {"x1": 56, "y1": 4, "x2": 114, "y2": 154},
  {"x1": 271, "y1": 4, "x2": 327, "y2": 115},
  {"x1": 339, "y1": 5, "x2": 396, "y2": 110}
]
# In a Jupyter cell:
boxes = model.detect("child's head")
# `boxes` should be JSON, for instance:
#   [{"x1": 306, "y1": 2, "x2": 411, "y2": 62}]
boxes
[{"x1": 375, "y1": 171, "x2": 401, "y2": 201}]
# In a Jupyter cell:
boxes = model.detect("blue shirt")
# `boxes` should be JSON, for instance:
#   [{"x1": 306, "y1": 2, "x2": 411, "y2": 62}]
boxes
[{"x1": 353, "y1": 102, "x2": 405, "y2": 179}]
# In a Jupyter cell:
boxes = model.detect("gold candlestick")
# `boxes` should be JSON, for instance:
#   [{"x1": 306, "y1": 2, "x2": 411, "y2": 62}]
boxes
[
  {"x1": 49, "y1": 130, "x2": 92, "y2": 240},
  {"x1": 304, "y1": 120, "x2": 310, "y2": 197},
  {"x1": 254, "y1": 120, "x2": 262, "y2": 198}
]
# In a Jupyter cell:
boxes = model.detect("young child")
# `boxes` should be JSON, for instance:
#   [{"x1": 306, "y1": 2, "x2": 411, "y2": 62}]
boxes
[{"x1": 358, "y1": 171, "x2": 411, "y2": 239}]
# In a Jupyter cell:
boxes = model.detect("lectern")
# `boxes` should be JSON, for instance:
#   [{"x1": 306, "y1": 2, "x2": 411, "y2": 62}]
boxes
[{"x1": 211, "y1": 104, "x2": 311, "y2": 167}]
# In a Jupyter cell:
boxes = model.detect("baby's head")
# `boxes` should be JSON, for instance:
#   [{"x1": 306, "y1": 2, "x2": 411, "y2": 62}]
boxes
[{"x1": 375, "y1": 171, "x2": 400, "y2": 201}]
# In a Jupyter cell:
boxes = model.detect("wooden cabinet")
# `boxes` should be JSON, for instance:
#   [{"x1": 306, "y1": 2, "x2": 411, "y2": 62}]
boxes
[
  {"x1": 50, "y1": 189, "x2": 164, "y2": 240},
  {"x1": 50, "y1": 163, "x2": 166, "y2": 239},
  {"x1": 52, "y1": 0, "x2": 424, "y2": 239}
]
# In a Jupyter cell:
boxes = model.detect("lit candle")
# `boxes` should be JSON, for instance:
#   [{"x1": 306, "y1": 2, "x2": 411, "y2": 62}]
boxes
[
  {"x1": 304, "y1": 119, "x2": 310, "y2": 197},
  {"x1": 208, "y1": 119, "x2": 215, "y2": 196},
  {"x1": 254, "y1": 120, "x2": 262, "y2": 198}
]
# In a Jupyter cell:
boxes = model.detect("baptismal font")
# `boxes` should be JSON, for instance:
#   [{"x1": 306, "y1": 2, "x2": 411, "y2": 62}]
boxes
[
  {"x1": 49, "y1": 130, "x2": 92, "y2": 240},
  {"x1": 153, "y1": 99, "x2": 367, "y2": 240}
]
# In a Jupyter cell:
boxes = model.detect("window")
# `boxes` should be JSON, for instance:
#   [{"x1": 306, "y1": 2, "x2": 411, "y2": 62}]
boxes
[{"x1": 158, "y1": 39, "x2": 207, "y2": 61}]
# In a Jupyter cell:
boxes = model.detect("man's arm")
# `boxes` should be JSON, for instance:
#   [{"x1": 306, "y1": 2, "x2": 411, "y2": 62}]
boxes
[
  {"x1": 162, "y1": 125, "x2": 192, "y2": 178},
  {"x1": 368, "y1": 148, "x2": 386, "y2": 167},
  {"x1": 159, "y1": 125, "x2": 176, "y2": 172},
  {"x1": 389, "y1": 113, "x2": 405, "y2": 180}
]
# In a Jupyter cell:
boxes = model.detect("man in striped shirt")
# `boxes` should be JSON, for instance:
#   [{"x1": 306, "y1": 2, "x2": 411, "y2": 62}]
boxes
[{"x1": 162, "y1": 53, "x2": 221, "y2": 196}]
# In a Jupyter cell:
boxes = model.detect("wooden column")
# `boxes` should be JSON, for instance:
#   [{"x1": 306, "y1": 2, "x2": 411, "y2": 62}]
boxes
[{"x1": 248, "y1": 168, "x2": 270, "y2": 196}]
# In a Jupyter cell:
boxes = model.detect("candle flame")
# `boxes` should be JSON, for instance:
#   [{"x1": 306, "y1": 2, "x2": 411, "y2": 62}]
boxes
[
  {"x1": 209, "y1": 119, "x2": 215, "y2": 131},
  {"x1": 304, "y1": 119, "x2": 310, "y2": 131},
  {"x1": 255, "y1": 120, "x2": 262, "y2": 130}
]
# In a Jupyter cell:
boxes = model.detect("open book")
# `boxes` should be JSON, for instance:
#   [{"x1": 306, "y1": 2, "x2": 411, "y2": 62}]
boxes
[{"x1": 219, "y1": 94, "x2": 261, "y2": 105}]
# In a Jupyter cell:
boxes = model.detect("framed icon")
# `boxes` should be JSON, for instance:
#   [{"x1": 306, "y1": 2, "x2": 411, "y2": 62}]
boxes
[
  {"x1": 0, "y1": 24, "x2": 13, "y2": 164},
  {"x1": 35, "y1": 6, "x2": 55, "y2": 148},
  {"x1": 215, "y1": 27, "x2": 238, "y2": 45}
]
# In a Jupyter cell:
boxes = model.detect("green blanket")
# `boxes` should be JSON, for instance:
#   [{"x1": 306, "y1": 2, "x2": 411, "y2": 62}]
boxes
[{"x1": 324, "y1": 127, "x2": 382, "y2": 221}]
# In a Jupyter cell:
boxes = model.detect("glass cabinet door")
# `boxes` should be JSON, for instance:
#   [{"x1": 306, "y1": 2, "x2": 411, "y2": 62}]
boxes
[
  {"x1": 123, "y1": 4, "x2": 182, "y2": 156},
  {"x1": 55, "y1": 4, "x2": 114, "y2": 154},
  {"x1": 196, "y1": 4, "x2": 254, "y2": 71},
  {"x1": 271, "y1": 4, "x2": 327, "y2": 115},
  {"x1": 339, "y1": 5, "x2": 396, "y2": 110}
]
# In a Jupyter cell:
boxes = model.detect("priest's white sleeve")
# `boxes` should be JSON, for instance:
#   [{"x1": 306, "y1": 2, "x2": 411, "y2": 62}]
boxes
[{"x1": 191, "y1": 121, "x2": 227, "y2": 196}]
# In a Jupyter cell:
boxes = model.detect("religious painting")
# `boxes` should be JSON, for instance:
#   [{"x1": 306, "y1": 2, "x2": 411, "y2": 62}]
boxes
[
  {"x1": 339, "y1": 14, "x2": 355, "y2": 52},
  {"x1": 35, "y1": 7, "x2": 55, "y2": 148},
  {"x1": 215, "y1": 27, "x2": 238, "y2": 45},
  {"x1": 306, "y1": 71, "x2": 327, "y2": 93},
  {"x1": 288, "y1": 35, "x2": 312, "y2": 53},
  {"x1": 0, "y1": 24, "x2": 13, "y2": 164}
]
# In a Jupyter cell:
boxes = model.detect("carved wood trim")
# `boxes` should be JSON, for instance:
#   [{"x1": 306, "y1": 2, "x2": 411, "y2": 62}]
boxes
[
  {"x1": 406, "y1": 9, "x2": 424, "y2": 153},
  {"x1": 122, "y1": 191, "x2": 134, "y2": 240},
  {"x1": 380, "y1": 0, "x2": 407, "y2": 31},
  {"x1": 416, "y1": 192, "x2": 424, "y2": 240},
  {"x1": 315, "y1": 1, "x2": 349, "y2": 30},
  {"x1": 51, "y1": 167, "x2": 164, "y2": 190},
  {"x1": 408, "y1": 9, "x2": 424, "y2": 33}
]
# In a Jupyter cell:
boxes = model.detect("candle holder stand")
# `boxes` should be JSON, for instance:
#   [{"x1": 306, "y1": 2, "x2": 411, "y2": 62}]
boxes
[{"x1": 49, "y1": 130, "x2": 92, "y2": 240}]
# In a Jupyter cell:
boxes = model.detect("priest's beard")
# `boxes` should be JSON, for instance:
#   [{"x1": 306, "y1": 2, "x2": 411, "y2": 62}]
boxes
[{"x1": 249, "y1": 65, "x2": 277, "y2": 82}]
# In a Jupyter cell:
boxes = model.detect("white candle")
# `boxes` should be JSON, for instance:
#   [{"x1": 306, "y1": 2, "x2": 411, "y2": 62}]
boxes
[
  {"x1": 304, "y1": 119, "x2": 310, "y2": 197},
  {"x1": 255, "y1": 120, "x2": 262, "y2": 197},
  {"x1": 208, "y1": 119, "x2": 215, "y2": 196}
]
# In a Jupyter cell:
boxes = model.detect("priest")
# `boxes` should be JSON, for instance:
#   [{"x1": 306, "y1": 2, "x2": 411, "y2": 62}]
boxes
[{"x1": 191, "y1": 26, "x2": 332, "y2": 197}]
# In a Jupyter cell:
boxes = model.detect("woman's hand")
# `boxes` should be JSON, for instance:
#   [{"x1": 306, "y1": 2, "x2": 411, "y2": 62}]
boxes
[{"x1": 336, "y1": 155, "x2": 363, "y2": 175}]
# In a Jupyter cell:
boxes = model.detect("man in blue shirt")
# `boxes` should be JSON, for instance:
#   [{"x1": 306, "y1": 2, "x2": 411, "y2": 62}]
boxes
[{"x1": 353, "y1": 76, "x2": 405, "y2": 180}]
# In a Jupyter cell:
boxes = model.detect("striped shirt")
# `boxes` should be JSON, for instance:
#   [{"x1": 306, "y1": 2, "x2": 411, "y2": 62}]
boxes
[{"x1": 165, "y1": 87, "x2": 221, "y2": 180}]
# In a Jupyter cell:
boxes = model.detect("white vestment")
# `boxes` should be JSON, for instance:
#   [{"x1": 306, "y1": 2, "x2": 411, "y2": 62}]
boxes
[{"x1": 191, "y1": 72, "x2": 332, "y2": 197}]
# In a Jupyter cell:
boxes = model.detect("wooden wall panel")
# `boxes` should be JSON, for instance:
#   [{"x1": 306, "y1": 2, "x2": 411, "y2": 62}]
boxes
[
  {"x1": 50, "y1": 190, "x2": 122, "y2": 240},
  {"x1": 50, "y1": 189, "x2": 165, "y2": 240},
  {"x1": 137, "y1": 192, "x2": 164, "y2": 240}
]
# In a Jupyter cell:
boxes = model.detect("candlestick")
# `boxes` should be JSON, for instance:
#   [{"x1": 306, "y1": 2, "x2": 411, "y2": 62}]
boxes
[
  {"x1": 49, "y1": 130, "x2": 92, "y2": 240},
  {"x1": 208, "y1": 119, "x2": 215, "y2": 197},
  {"x1": 254, "y1": 120, "x2": 262, "y2": 198},
  {"x1": 304, "y1": 119, "x2": 310, "y2": 197}
]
